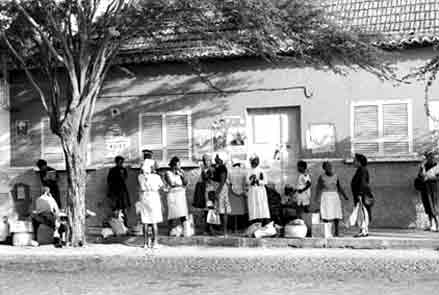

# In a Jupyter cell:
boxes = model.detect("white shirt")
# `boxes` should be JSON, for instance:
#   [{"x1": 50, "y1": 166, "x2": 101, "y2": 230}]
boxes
[
  {"x1": 295, "y1": 173, "x2": 311, "y2": 205},
  {"x1": 35, "y1": 193, "x2": 59, "y2": 215}
]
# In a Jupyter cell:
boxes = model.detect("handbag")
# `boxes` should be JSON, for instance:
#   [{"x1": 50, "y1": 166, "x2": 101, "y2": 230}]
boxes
[
  {"x1": 206, "y1": 209, "x2": 221, "y2": 225},
  {"x1": 363, "y1": 191, "x2": 375, "y2": 207}
]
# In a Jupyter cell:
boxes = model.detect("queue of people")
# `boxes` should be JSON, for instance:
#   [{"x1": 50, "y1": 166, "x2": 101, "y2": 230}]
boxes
[
  {"x1": 33, "y1": 148, "x2": 439, "y2": 249},
  {"x1": 103, "y1": 149, "x2": 378, "y2": 246}
]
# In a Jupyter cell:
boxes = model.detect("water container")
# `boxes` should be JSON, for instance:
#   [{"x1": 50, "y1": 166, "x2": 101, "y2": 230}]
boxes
[{"x1": 13, "y1": 232, "x2": 34, "y2": 246}]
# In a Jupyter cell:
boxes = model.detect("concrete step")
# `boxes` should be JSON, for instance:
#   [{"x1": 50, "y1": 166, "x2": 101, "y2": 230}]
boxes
[{"x1": 88, "y1": 232, "x2": 439, "y2": 250}]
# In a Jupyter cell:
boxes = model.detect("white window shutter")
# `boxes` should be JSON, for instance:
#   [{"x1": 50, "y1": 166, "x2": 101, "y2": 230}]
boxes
[
  {"x1": 383, "y1": 103, "x2": 408, "y2": 137},
  {"x1": 140, "y1": 114, "x2": 164, "y2": 160},
  {"x1": 353, "y1": 142, "x2": 379, "y2": 155},
  {"x1": 354, "y1": 105, "x2": 379, "y2": 139},
  {"x1": 166, "y1": 114, "x2": 190, "y2": 160},
  {"x1": 41, "y1": 118, "x2": 64, "y2": 164},
  {"x1": 382, "y1": 103, "x2": 409, "y2": 154}
]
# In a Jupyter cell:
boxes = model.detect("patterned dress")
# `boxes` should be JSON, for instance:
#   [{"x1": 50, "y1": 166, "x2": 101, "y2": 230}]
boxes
[{"x1": 246, "y1": 167, "x2": 271, "y2": 220}]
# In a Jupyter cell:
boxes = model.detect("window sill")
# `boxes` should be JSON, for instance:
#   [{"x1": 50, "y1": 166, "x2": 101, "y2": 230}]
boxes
[{"x1": 344, "y1": 156, "x2": 422, "y2": 164}]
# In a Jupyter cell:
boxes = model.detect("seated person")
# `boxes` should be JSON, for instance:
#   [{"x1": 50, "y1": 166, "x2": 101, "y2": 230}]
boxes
[{"x1": 31, "y1": 186, "x2": 66, "y2": 247}]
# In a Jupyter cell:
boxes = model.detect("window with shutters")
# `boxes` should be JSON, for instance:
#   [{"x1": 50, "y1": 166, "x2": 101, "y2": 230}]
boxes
[
  {"x1": 41, "y1": 118, "x2": 64, "y2": 164},
  {"x1": 139, "y1": 112, "x2": 192, "y2": 162},
  {"x1": 351, "y1": 100, "x2": 413, "y2": 157}
]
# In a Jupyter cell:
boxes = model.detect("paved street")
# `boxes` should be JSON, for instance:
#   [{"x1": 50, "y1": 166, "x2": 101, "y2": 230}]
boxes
[{"x1": 1, "y1": 245, "x2": 439, "y2": 295}]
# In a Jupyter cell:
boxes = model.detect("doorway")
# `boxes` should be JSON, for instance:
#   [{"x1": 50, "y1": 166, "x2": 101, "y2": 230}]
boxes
[{"x1": 247, "y1": 107, "x2": 301, "y2": 192}]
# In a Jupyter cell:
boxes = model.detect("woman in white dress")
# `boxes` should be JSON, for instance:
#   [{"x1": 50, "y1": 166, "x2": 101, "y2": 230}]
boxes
[
  {"x1": 164, "y1": 156, "x2": 189, "y2": 235},
  {"x1": 246, "y1": 155, "x2": 271, "y2": 224},
  {"x1": 135, "y1": 159, "x2": 164, "y2": 249}
]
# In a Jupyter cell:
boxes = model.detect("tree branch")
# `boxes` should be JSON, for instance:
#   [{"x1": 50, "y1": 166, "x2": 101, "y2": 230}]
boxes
[
  {"x1": 13, "y1": 0, "x2": 65, "y2": 65},
  {"x1": 1, "y1": 32, "x2": 49, "y2": 114}
]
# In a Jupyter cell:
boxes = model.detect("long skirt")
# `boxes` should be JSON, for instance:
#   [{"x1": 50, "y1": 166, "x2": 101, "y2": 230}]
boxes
[
  {"x1": 136, "y1": 191, "x2": 163, "y2": 224},
  {"x1": 167, "y1": 187, "x2": 188, "y2": 220},
  {"x1": 320, "y1": 191, "x2": 343, "y2": 220},
  {"x1": 247, "y1": 186, "x2": 270, "y2": 221}
]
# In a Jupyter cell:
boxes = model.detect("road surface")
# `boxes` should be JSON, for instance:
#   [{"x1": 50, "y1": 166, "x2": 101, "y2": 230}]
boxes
[{"x1": 1, "y1": 245, "x2": 439, "y2": 295}]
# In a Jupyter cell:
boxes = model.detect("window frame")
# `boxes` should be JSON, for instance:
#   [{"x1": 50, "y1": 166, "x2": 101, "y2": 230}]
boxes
[
  {"x1": 138, "y1": 111, "x2": 192, "y2": 163},
  {"x1": 350, "y1": 99, "x2": 414, "y2": 157}
]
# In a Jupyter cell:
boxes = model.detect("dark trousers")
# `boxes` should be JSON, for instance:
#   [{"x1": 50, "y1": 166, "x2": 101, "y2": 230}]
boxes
[
  {"x1": 31, "y1": 212, "x2": 66, "y2": 241},
  {"x1": 421, "y1": 181, "x2": 438, "y2": 219}
]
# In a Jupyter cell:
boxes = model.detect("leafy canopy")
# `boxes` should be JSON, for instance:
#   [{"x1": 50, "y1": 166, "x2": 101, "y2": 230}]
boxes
[{"x1": 0, "y1": 0, "x2": 393, "y2": 131}]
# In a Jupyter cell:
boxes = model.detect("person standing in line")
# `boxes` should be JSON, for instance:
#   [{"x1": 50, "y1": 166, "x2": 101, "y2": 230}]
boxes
[
  {"x1": 351, "y1": 153, "x2": 373, "y2": 237},
  {"x1": 245, "y1": 155, "x2": 271, "y2": 225},
  {"x1": 192, "y1": 154, "x2": 212, "y2": 234},
  {"x1": 36, "y1": 159, "x2": 62, "y2": 208},
  {"x1": 107, "y1": 156, "x2": 131, "y2": 226},
  {"x1": 213, "y1": 153, "x2": 231, "y2": 237},
  {"x1": 418, "y1": 152, "x2": 439, "y2": 231},
  {"x1": 316, "y1": 161, "x2": 348, "y2": 237},
  {"x1": 294, "y1": 160, "x2": 312, "y2": 221},
  {"x1": 164, "y1": 156, "x2": 189, "y2": 235},
  {"x1": 136, "y1": 159, "x2": 165, "y2": 249}
]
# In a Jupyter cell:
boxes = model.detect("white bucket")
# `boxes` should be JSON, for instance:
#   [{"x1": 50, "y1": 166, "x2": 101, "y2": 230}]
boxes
[{"x1": 13, "y1": 232, "x2": 34, "y2": 246}]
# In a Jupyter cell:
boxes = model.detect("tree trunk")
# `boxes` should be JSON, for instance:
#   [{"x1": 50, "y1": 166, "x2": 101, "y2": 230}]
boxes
[{"x1": 59, "y1": 116, "x2": 89, "y2": 247}]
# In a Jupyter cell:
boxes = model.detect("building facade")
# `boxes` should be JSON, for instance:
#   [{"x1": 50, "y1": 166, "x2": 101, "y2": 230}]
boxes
[{"x1": 2, "y1": 0, "x2": 439, "y2": 230}]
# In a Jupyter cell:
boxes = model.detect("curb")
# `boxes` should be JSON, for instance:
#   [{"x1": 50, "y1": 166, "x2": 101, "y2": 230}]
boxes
[{"x1": 91, "y1": 235, "x2": 439, "y2": 250}]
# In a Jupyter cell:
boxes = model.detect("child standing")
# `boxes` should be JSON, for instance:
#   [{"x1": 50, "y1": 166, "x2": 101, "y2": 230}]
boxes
[
  {"x1": 294, "y1": 160, "x2": 312, "y2": 220},
  {"x1": 317, "y1": 161, "x2": 348, "y2": 237}
]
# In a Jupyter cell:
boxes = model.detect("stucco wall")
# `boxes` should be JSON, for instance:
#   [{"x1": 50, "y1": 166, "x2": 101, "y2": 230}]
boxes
[{"x1": 5, "y1": 48, "x2": 439, "y2": 229}]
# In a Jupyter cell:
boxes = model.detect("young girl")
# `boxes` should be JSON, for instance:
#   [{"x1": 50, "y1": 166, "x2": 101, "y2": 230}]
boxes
[
  {"x1": 136, "y1": 159, "x2": 164, "y2": 249},
  {"x1": 317, "y1": 161, "x2": 348, "y2": 237},
  {"x1": 294, "y1": 160, "x2": 312, "y2": 220}
]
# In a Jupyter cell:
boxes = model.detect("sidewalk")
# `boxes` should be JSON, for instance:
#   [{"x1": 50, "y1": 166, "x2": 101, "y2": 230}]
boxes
[{"x1": 89, "y1": 228, "x2": 439, "y2": 250}]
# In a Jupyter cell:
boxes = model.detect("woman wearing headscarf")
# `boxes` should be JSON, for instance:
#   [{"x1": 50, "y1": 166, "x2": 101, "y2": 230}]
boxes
[
  {"x1": 136, "y1": 159, "x2": 165, "y2": 249},
  {"x1": 351, "y1": 153, "x2": 373, "y2": 237},
  {"x1": 246, "y1": 155, "x2": 271, "y2": 224}
]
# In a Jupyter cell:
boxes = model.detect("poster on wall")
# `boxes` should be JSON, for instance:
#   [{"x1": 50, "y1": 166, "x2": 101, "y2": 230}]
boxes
[
  {"x1": 306, "y1": 123, "x2": 336, "y2": 153},
  {"x1": 193, "y1": 129, "x2": 212, "y2": 161},
  {"x1": 211, "y1": 116, "x2": 247, "y2": 163},
  {"x1": 104, "y1": 123, "x2": 131, "y2": 159},
  {"x1": 16, "y1": 120, "x2": 29, "y2": 137}
]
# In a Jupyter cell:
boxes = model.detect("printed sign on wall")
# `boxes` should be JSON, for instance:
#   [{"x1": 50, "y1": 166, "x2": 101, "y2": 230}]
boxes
[
  {"x1": 104, "y1": 123, "x2": 131, "y2": 159},
  {"x1": 211, "y1": 116, "x2": 247, "y2": 162},
  {"x1": 306, "y1": 123, "x2": 336, "y2": 153}
]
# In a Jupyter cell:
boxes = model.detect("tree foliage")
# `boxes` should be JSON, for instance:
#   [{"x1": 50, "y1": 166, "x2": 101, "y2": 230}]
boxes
[{"x1": 0, "y1": 0, "x2": 394, "y2": 245}]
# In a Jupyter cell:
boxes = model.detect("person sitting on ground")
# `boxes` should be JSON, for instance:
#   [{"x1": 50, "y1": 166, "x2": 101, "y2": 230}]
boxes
[{"x1": 31, "y1": 186, "x2": 66, "y2": 247}]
